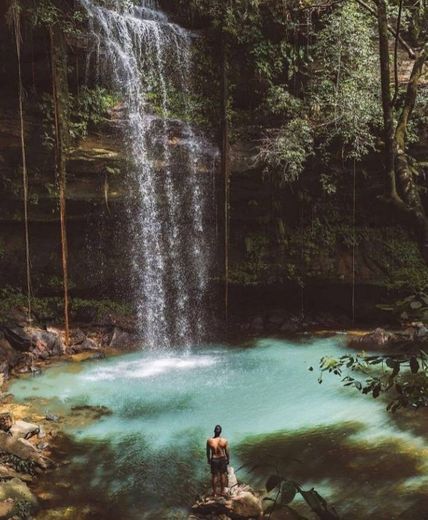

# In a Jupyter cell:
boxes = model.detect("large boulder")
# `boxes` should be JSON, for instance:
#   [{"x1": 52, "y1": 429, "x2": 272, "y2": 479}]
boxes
[
  {"x1": 191, "y1": 484, "x2": 263, "y2": 520},
  {"x1": 230, "y1": 491, "x2": 262, "y2": 518},
  {"x1": 10, "y1": 420, "x2": 41, "y2": 440},
  {"x1": 31, "y1": 329, "x2": 64, "y2": 358},
  {"x1": 0, "y1": 327, "x2": 31, "y2": 352},
  {"x1": 351, "y1": 328, "x2": 395, "y2": 349},
  {"x1": 0, "y1": 336, "x2": 19, "y2": 368},
  {"x1": 0, "y1": 431, "x2": 47, "y2": 469},
  {"x1": 109, "y1": 327, "x2": 140, "y2": 350},
  {"x1": 0, "y1": 477, "x2": 38, "y2": 509},
  {"x1": 67, "y1": 329, "x2": 99, "y2": 354}
]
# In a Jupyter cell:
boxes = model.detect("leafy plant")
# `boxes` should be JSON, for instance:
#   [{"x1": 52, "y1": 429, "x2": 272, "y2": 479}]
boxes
[
  {"x1": 263, "y1": 474, "x2": 340, "y2": 519},
  {"x1": 315, "y1": 351, "x2": 428, "y2": 411},
  {"x1": 377, "y1": 289, "x2": 428, "y2": 323}
]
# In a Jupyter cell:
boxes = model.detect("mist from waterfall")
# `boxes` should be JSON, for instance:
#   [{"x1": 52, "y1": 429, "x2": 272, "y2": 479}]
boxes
[{"x1": 80, "y1": 0, "x2": 215, "y2": 349}]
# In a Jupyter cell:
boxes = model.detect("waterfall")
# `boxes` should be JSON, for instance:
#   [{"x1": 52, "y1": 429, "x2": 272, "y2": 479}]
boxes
[{"x1": 81, "y1": 0, "x2": 215, "y2": 348}]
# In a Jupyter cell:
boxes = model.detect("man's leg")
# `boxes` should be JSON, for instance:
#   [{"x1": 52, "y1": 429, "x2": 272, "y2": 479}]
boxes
[
  {"x1": 220, "y1": 471, "x2": 227, "y2": 496},
  {"x1": 211, "y1": 472, "x2": 218, "y2": 496}
]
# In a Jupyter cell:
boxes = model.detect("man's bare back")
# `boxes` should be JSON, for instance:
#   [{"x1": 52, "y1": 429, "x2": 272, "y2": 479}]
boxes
[
  {"x1": 206, "y1": 425, "x2": 230, "y2": 496},
  {"x1": 207, "y1": 436, "x2": 228, "y2": 459}
]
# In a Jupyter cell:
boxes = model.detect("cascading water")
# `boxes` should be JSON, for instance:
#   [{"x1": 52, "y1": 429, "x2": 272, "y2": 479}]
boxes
[{"x1": 81, "y1": 0, "x2": 215, "y2": 348}]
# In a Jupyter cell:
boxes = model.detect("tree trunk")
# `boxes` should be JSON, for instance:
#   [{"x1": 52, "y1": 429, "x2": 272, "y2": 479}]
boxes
[
  {"x1": 376, "y1": 0, "x2": 396, "y2": 198},
  {"x1": 376, "y1": 1, "x2": 428, "y2": 259},
  {"x1": 50, "y1": 26, "x2": 70, "y2": 346},
  {"x1": 395, "y1": 44, "x2": 428, "y2": 256}
]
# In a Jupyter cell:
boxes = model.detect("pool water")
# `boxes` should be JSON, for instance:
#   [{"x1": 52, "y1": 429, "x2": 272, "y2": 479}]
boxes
[{"x1": 9, "y1": 336, "x2": 428, "y2": 519}]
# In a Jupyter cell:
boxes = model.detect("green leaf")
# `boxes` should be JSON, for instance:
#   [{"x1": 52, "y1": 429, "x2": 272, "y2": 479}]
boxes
[
  {"x1": 280, "y1": 480, "x2": 297, "y2": 505},
  {"x1": 266, "y1": 475, "x2": 284, "y2": 492}
]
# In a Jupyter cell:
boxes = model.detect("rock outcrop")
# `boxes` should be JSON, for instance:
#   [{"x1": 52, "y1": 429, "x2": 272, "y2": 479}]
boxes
[{"x1": 190, "y1": 484, "x2": 263, "y2": 520}]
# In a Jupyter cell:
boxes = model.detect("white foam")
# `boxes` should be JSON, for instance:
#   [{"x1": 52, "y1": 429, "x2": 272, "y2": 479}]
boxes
[{"x1": 83, "y1": 355, "x2": 217, "y2": 381}]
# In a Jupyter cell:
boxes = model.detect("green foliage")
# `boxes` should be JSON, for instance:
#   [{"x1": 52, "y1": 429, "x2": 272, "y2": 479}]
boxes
[
  {"x1": 263, "y1": 474, "x2": 339, "y2": 519},
  {"x1": 0, "y1": 287, "x2": 131, "y2": 322},
  {"x1": 39, "y1": 87, "x2": 119, "y2": 148},
  {"x1": 258, "y1": 119, "x2": 314, "y2": 184},
  {"x1": 0, "y1": 452, "x2": 37, "y2": 476},
  {"x1": 13, "y1": 500, "x2": 33, "y2": 520},
  {"x1": 230, "y1": 234, "x2": 270, "y2": 285},
  {"x1": 310, "y1": 0, "x2": 381, "y2": 162},
  {"x1": 377, "y1": 289, "x2": 428, "y2": 323},
  {"x1": 30, "y1": 0, "x2": 86, "y2": 36},
  {"x1": 317, "y1": 351, "x2": 428, "y2": 411}
]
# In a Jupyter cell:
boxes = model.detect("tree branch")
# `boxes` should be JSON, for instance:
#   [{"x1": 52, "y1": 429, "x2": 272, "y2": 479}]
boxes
[{"x1": 355, "y1": 0, "x2": 416, "y2": 59}]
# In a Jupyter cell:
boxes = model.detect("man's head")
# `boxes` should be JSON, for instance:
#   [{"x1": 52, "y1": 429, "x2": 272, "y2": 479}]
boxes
[{"x1": 214, "y1": 424, "x2": 222, "y2": 437}]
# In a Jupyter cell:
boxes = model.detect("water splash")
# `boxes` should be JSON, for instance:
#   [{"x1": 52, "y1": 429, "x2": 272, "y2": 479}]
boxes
[{"x1": 81, "y1": 0, "x2": 215, "y2": 348}]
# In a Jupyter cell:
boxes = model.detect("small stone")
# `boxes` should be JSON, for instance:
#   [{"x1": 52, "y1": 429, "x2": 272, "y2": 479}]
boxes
[{"x1": 45, "y1": 413, "x2": 59, "y2": 422}]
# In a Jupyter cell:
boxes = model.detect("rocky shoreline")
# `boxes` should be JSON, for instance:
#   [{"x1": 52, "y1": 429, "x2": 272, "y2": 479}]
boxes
[{"x1": 0, "y1": 306, "x2": 142, "y2": 519}]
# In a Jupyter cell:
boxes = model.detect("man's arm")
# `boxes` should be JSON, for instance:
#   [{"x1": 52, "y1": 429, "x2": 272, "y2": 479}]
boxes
[
  {"x1": 206, "y1": 440, "x2": 211, "y2": 463},
  {"x1": 225, "y1": 441, "x2": 230, "y2": 464}
]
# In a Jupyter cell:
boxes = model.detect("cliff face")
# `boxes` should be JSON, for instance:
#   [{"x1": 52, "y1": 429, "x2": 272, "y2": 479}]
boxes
[{"x1": 1, "y1": 9, "x2": 427, "y2": 321}]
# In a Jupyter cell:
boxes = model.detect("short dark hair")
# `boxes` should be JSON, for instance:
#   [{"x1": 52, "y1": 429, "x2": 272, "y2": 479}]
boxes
[{"x1": 214, "y1": 425, "x2": 222, "y2": 436}]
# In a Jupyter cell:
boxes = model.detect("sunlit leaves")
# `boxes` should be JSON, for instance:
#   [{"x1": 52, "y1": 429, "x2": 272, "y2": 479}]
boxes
[
  {"x1": 310, "y1": 0, "x2": 381, "y2": 162},
  {"x1": 317, "y1": 351, "x2": 428, "y2": 411}
]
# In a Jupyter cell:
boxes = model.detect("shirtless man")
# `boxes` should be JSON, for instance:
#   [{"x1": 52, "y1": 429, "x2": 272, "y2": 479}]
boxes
[{"x1": 206, "y1": 424, "x2": 230, "y2": 497}]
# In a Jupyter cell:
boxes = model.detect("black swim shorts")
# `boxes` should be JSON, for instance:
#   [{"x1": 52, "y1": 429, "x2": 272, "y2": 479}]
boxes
[{"x1": 210, "y1": 457, "x2": 228, "y2": 475}]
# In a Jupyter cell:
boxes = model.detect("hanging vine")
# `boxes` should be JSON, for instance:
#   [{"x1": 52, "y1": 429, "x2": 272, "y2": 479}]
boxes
[
  {"x1": 221, "y1": 11, "x2": 231, "y2": 329},
  {"x1": 7, "y1": 0, "x2": 32, "y2": 322},
  {"x1": 49, "y1": 24, "x2": 70, "y2": 346}
]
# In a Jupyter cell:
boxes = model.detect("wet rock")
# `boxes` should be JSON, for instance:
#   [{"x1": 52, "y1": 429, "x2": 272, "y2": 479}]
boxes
[
  {"x1": 0, "y1": 477, "x2": 38, "y2": 508},
  {"x1": 70, "y1": 405, "x2": 112, "y2": 420},
  {"x1": 280, "y1": 317, "x2": 299, "y2": 333},
  {"x1": 250, "y1": 316, "x2": 264, "y2": 333},
  {"x1": 0, "y1": 413, "x2": 12, "y2": 434},
  {"x1": 0, "y1": 431, "x2": 47, "y2": 468},
  {"x1": 67, "y1": 329, "x2": 99, "y2": 354},
  {"x1": 230, "y1": 491, "x2": 262, "y2": 518},
  {"x1": 353, "y1": 328, "x2": 395, "y2": 348},
  {"x1": 10, "y1": 420, "x2": 40, "y2": 440},
  {"x1": 0, "y1": 498, "x2": 14, "y2": 519},
  {"x1": 45, "y1": 413, "x2": 59, "y2": 423},
  {"x1": 31, "y1": 330, "x2": 64, "y2": 358},
  {"x1": 266, "y1": 311, "x2": 285, "y2": 327},
  {"x1": 191, "y1": 484, "x2": 262, "y2": 520},
  {"x1": 0, "y1": 336, "x2": 19, "y2": 368},
  {"x1": 14, "y1": 352, "x2": 35, "y2": 374},
  {"x1": 0, "y1": 465, "x2": 32, "y2": 483},
  {"x1": 109, "y1": 327, "x2": 140, "y2": 349},
  {"x1": 0, "y1": 327, "x2": 31, "y2": 353}
]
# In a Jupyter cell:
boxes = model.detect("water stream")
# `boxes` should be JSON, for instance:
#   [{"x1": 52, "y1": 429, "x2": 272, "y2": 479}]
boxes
[
  {"x1": 10, "y1": 336, "x2": 428, "y2": 518},
  {"x1": 81, "y1": 0, "x2": 215, "y2": 348}
]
